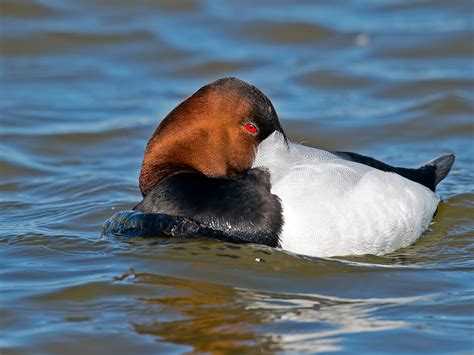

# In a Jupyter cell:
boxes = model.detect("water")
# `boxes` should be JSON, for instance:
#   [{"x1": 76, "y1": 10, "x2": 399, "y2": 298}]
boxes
[{"x1": 1, "y1": 0, "x2": 473, "y2": 353}]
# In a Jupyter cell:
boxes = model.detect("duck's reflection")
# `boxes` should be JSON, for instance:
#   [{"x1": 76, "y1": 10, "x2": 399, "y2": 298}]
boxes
[
  {"x1": 127, "y1": 270, "x2": 275, "y2": 353},
  {"x1": 123, "y1": 270, "x2": 411, "y2": 353}
]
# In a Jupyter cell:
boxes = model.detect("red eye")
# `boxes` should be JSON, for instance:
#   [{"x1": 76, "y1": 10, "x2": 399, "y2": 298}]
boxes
[{"x1": 245, "y1": 123, "x2": 258, "y2": 135}]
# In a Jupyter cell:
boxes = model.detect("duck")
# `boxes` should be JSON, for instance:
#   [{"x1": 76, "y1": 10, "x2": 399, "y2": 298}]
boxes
[{"x1": 103, "y1": 77, "x2": 455, "y2": 257}]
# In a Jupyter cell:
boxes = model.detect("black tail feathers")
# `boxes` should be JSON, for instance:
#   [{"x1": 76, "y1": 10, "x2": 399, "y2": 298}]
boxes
[
  {"x1": 334, "y1": 151, "x2": 455, "y2": 192},
  {"x1": 421, "y1": 153, "x2": 455, "y2": 188}
]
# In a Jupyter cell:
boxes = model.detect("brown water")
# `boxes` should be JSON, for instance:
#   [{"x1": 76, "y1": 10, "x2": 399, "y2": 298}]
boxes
[{"x1": 1, "y1": 0, "x2": 473, "y2": 353}]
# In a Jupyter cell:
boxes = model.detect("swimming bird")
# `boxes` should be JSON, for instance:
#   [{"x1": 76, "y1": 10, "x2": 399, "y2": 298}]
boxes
[{"x1": 105, "y1": 77, "x2": 455, "y2": 257}]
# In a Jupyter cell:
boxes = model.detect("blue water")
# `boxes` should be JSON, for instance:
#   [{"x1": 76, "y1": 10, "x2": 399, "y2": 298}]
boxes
[{"x1": 1, "y1": 0, "x2": 473, "y2": 353}]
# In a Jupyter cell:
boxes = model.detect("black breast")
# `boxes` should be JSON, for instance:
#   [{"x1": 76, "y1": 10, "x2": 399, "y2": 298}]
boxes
[{"x1": 133, "y1": 168, "x2": 283, "y2": 247}]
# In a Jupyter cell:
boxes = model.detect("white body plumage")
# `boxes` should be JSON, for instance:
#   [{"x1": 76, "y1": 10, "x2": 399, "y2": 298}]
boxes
[{"x1": 252, "y1": 132, "x2": 439, "y2": 257}]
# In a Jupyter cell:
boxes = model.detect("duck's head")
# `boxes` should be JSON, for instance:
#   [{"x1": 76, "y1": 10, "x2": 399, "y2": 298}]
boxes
[{"x1": 139, "y1": 77, "x2": 285, "y2": 196}]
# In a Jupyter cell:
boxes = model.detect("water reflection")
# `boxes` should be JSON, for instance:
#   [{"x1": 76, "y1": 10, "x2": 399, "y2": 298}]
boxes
[
  {"x1": 125, "y1": 270, "x2": 416, "y2": 353},
  {"x1": 1, "y1": 0, "x2": 473, "y2": 353},
  {"x1": 127, "y1": 270, "x2": 276, "y2": 352}
]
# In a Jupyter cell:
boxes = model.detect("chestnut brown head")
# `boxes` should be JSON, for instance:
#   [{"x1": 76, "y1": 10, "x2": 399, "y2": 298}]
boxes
[{"x1": 139, "y1": 77, "x2": 285, "y2": 196}]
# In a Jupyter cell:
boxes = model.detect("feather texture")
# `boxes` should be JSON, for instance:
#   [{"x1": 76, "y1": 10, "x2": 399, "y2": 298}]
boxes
[{"x1": 252, "y1": 132, "x2": 439, "y2": 257}]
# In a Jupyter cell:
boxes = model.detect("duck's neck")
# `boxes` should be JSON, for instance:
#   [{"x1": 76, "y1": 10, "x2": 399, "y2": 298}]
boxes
[{"x1": 139, "y1": 157, "x2": 198, "y2": 197}]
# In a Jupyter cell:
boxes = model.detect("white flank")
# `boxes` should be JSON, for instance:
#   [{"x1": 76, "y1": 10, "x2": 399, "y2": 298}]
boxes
[{"x1": 252, "y1": 132, "x2": 439, "y2": 257}]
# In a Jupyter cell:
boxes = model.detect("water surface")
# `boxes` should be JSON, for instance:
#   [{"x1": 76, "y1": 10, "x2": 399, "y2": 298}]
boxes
[{"x1": 1, "y1": 0, "x2": 473, "y2": 353}]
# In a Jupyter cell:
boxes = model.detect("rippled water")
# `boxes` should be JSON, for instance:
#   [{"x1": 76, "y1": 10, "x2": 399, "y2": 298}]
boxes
[{"x1": 1, "y1": 0, "x2": 473, "y2": 353}]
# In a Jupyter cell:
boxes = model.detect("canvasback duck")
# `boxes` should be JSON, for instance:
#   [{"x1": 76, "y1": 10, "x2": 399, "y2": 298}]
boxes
[{"x1": 103, "y1": 77, "x2": 455, "y2": 257}]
